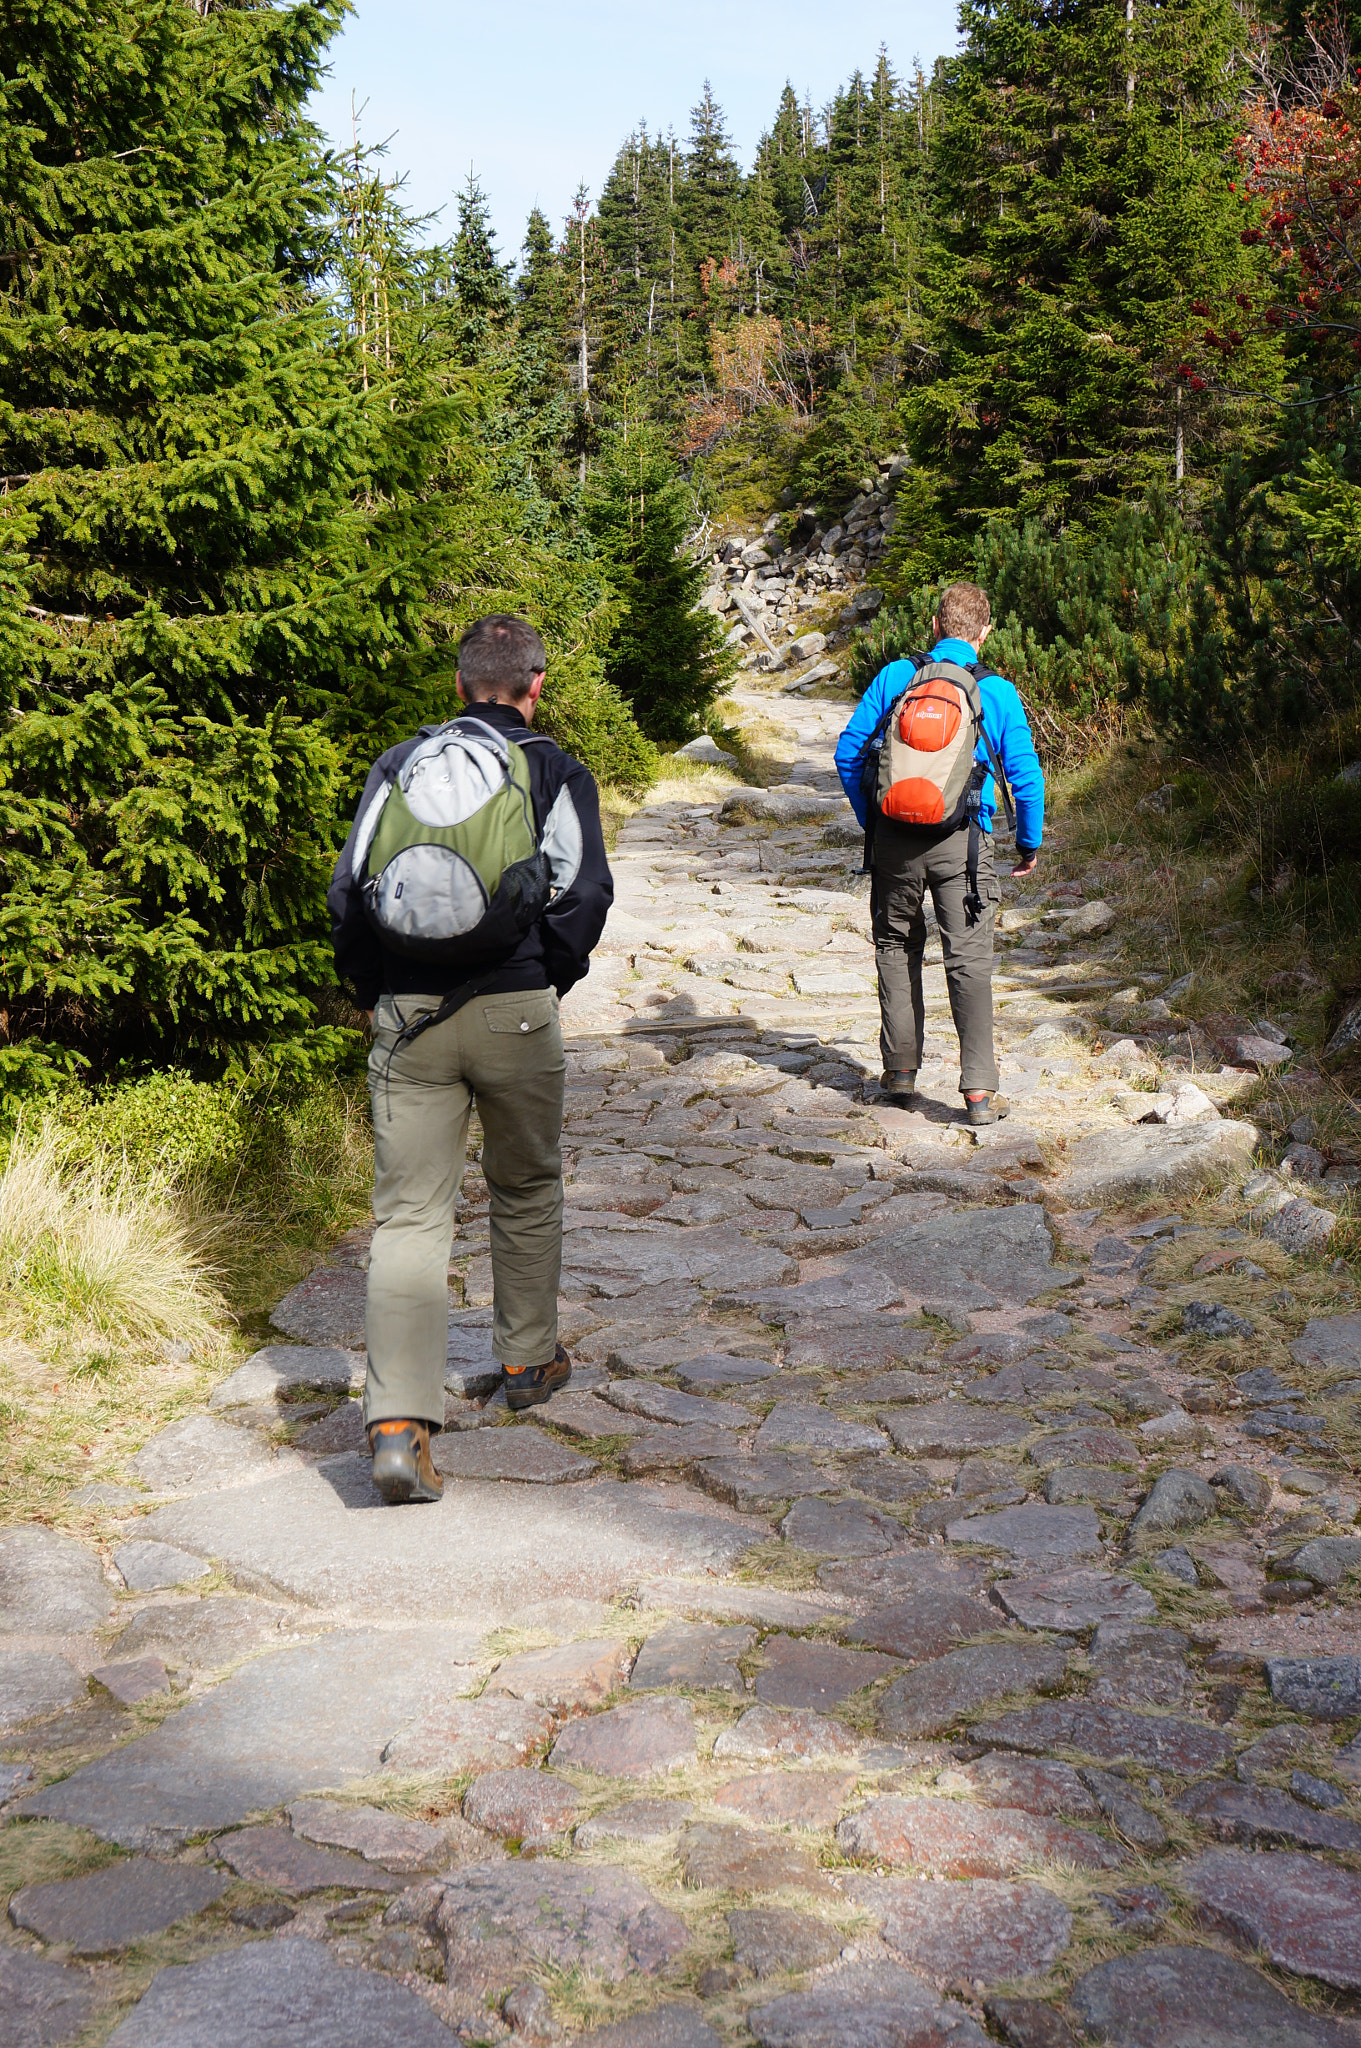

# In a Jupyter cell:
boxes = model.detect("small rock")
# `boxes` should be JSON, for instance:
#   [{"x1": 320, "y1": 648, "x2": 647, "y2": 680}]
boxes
[
  {"x1": 1266, "y1": 1656, "x2": 1361, "y2": 1721},
  {"x1": 288, "y1": 1800, "x2": 448, "y2": 1872},
  {"x1": 1291, "y1": 1770, "x2": 1343, "y2": 1810},
  {"x1": 971, "y1": 1702, "x2": 1233, "y2": 1775},
  {"x1": 575, "y1": 2009, "x2": 718, "y2": 2048},
  {"x1": 1183, "y1": 1301, "x2": 1255, "y2": 1342},
  {"x1": 550, "y1": 1697, "x2": 696, "y2": 1778},
  {"x1": 936, "y1": 1754, "x2": 1097, "y2": 1820},
  {"x1": 1155, "y1": 1546, "x2": 1200, "y2": 1584},
  {"x1": 985, "y1": 1994, "x2": 1079, "y2": 2048},
  {"x1": 845, "y1": 1587, "x2": 994, "y2": 1660},
  {"x1": 945, "y1": 1503, "x2": 1103, "y2": 1565},
  {"x1": 0, "y1": 1945, "x2": 96, "y2": 2044},
  {"x1": 861, "y1": 1874, "x2": 1073, "y2": 1987},
  {"x1": 105, "y1": 1937, "x2": 452, "y2": 2047},
  {"x1": 382, "y1": 1698, "x2": 555, "y2": 1776},
  {"x1": 91, "y1": 1657, "x2": 170, "y2": 1706},
  {"x1": 1264, "y1": 1197, "x2": 1339, "y2": 1255},
  {"x1": 1079, "y1": 1767, "x2": 1169, "y2": 1851},
  {"x1": 435, "y1": 1863, "x2": 687, "y2": 2001},
  {"x1": 1275, "y1": 1536, "x2": 1361, "y2": 1588},
  {"x1": 503, "y1": 1979, "x2": 563, "y2": 2042},
  {"x1": 675, "y1": 736, "x2": 738, "y2": 768},
  {"x1": 1174, "y1": 1780, "x2": 1361, "y2": 1853},
  {"x1": 712, "y1": 1706, "x2": 861, "y2": 1765},
  {"x1": 0, "y1": 1525, "x2": 114, "y2": 1633},
  {"x1": 1130, "y1": 1468, "x2": 1216, "y2": 1540},
  {"x1": 1210, "y1": 1464, "x2": 1273, "y2": 1514}
]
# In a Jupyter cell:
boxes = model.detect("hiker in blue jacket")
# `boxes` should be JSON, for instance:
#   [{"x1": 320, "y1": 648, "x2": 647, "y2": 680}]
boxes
[{"x1": 834, "y1": 581, "x2": 1045, "y2": 1125}]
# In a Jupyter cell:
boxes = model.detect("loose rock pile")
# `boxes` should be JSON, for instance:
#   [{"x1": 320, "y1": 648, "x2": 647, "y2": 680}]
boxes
[{"x1": 2, "y1": 692, "x2": 1359, "y2": 2045}]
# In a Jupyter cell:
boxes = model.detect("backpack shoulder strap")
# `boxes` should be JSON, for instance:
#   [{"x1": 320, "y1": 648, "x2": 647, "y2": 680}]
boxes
[{"x1": 964, "y1": 665, "x2": 1016, "y2": 831}]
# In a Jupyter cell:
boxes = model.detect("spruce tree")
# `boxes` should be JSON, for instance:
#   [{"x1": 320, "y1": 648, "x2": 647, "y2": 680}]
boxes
[
  {"x1": 892, "y1": 0, "x2": 1283, "y2": 575},
  {"x1": 0, "y1": 0, "x2": 448, "y2": 1099},
  {"x1": 582, "y1": 427, "x2": 735, "y2": 741}
]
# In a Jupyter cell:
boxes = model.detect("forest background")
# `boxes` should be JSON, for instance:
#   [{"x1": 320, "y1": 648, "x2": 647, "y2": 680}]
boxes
[{"x1": 3, "y1": 0, "x2": 1361, "y2": 1382}]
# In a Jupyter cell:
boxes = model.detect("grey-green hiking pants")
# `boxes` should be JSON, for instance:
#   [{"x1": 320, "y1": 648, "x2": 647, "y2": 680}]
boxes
[
  {"x1": 364, "y1": 987, "x2": 566, "y2": 1431},
  {"x1": 871, "y1": 823, "x2": 1000, "y2": 1096}
]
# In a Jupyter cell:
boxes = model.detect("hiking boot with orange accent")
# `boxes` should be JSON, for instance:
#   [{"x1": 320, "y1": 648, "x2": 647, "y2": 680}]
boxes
[
  {"x1": 503, "y1": 1346, "x2": 572, "y2": 1414},
  {"x1": 964, "y1": 1090, "x2": 1010, "y2": 1127},
  {"x1": 367, "y1": 1419, "x2": 444, "y2": 1505},
  {"x1": 880, "y1": 1069, "x2": 918, "y2": 1105}
]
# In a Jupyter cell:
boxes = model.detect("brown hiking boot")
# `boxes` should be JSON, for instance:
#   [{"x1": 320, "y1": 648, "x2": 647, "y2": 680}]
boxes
[
  {"x1": 880, "y1": 1069, "x2": 918, "y2": 1105},
  {"x1": 368, "y1": 1419, "x2": 443, "y2": 1505},
  {"x1": 504, "y1": 1346, "x2": 572, "y2": 1414},
  {"x1": 964, "y1": 1090, "x2": 1010, "y2": 1127}
]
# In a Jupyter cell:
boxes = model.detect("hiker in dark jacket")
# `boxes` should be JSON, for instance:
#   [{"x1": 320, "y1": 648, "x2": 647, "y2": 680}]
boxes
[{"x1": 328, "y1": 614, "x2": 613, "y2": 1504}]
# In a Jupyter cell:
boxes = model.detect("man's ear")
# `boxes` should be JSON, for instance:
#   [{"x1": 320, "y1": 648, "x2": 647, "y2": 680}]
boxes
[
  {"x1": 523, "y1": 671, "x2": 546, "y2": 720},
  {"x1": 455, "y1": 671, "x2": 468, "y2": 704},
  {"x1": 930, "y1": 615, "x2": 939, "y2": 641},
  {"x1": 977, "y1": 623, "x2": 992, "y2": 650}
]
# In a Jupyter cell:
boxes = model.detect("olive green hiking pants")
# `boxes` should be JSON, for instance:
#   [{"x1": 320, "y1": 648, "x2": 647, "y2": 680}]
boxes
[
  {"x1": 871, "y1": 823, "x2": 1000, "y2": 1096},
  {"x1": 364, "y1": 987, "x2": 566, "y2": 1432}
]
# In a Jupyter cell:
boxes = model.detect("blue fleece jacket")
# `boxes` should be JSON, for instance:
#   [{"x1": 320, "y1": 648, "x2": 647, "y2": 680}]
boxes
[{"x1": 834, "y1": 637, "x2": 1045, "y2": 851}]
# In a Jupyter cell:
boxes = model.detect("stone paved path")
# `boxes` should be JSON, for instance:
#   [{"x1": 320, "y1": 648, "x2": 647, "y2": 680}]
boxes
[{"x1": 4, "y1": 681, "x2": 1361, "y2": 2045}]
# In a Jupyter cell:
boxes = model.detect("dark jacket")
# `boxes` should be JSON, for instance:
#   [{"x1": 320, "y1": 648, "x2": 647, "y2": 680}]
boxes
[{"x1": 328, "y1": 700, "x2": 614, "y2": 1012}]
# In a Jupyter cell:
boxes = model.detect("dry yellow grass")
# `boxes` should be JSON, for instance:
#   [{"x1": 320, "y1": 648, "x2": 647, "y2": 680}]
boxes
[{"x1": 0, "y1": 1122, "x2": 232, "y2": 1525}]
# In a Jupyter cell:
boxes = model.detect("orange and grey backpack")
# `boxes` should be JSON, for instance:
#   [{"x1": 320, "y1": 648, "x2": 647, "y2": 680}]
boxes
[{"x1": 857, "y1": 655, "x2": 1016, "y2": 925}]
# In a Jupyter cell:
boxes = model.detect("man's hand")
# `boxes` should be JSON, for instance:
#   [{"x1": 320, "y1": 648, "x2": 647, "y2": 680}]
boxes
[{"x1": 1012, "y1": 852, "x2": 1038, "y2": 878}]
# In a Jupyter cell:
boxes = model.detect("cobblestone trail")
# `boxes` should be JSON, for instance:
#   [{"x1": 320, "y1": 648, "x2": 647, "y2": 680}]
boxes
[{"x1": 4, "y1": 684, "x2": 1361, "y2": 2045}]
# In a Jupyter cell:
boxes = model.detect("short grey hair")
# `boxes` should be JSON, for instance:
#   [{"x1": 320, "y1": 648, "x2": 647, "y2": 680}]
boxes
[{"x1": 457, "y1": 614, "x2": 547, "y2": 697}]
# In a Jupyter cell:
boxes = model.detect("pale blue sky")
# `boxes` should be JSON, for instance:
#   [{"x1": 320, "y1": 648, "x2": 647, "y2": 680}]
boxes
[{"x1": 308, "y1": 0, "x2": 961, "y2": 262}]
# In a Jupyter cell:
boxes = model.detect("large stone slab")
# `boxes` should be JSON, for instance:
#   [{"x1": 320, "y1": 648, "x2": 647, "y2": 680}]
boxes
[
  {"x1": 105, "y1": 1596, "x2": 320, "y2": 1673},
  {"x1": 1071, "y1": 1945, "x2": 1358, "y2": 2048},
  {"x1": 946, "y1": 1503, "x2": 1102, "y2": 1564},
  {"x1": 729, "y1": 1905, "x2": 842, "y2": 1977},
  {"x1": 1055, "y1": 1120, "x2": 1258, "y2": 1206},
  {"x1": 14, "y1": 1628, "x2": 473, "y2": 1848},
  {"x1": 754, "y1": 1401, "x2": 887, "y2": 1455},
  {"x1": 578, "y1": 2010, "x2": 720, "y2": 2048},
  {"x1": 434, "y1": 1860, "x2": 688, "y2": 1998},
  {"x1": 0, "y1": 1943, "x2": 96, "y2": 2047},
  {"x1": 995, "y1": 1571, "x2": 1156, "y2": 1635},
  {"x1": 749, "y1": 1958, "x2": 991, "y2": 2048},
  {"x1": 1180, "y1": 1849, "x2": 1361, "y2": 1989},
  {"x1": 877, "y1": 1639, "x2": 1068, "y2": 1739},
  {"x1": 269, "y1": 1265, "x2": 369, "y2": 1346},
  {"x1": 1266, "y1": 1656, "x2": 1361, "y2": 1721},
  {"x1": 714, "y1": 1771, "x2": 857, "y2": 1830},
  {"x1": 678, "y1": 1821, "x2": 821, "y2": 1893},
  {"x1": 1174, "y1": 1781, "x2": 1361, "y2": 1854},
  {"x1": 574, "y1": 1797, "x2": 695, "y2": 1849},
  {"x1": 128, "y1": 1415, "x2": 286, "y2": 1495},
  {"x1": 488, "y1": 1638, "x2": 627, "y2": 1710},
  {"x1": 780, "y1": 1496, "x2": 905, "y2": 1556},
  {"x1": 847, "y1": 1206, "x2": 1079, "y2": 1309},
  {"x1": 936, "y1": 1753, "x2": 1098, "y2": 1819},
  {"x1": 430, "y1": 1428, "x2": 597, "y2": 1483},
  {"x1": 563, "y1": 1225, "x2": 796, "y2": 1296},
  {"x1": 696, "y1": 1455, "x2": 841, "y2": 1512},
  {"x1": 463, "y1": 1768, "x2": 581, "y2": 1843},
  {"x1": 846, "y1": 1587, "x2": 995, "y2": 1661},
  {"x1": 379, "y1": 1697, "x2": 554, "y2": 1774},
  {"x1": 673, "y1": 1353, "x2": 779, "y2": 1390},
  {"x1": 639, "y1": 1580, "x2": 841, "y2": 1632},
  {"x1": 0, "y1": 1526, "x2": 114, "y2": 1633},
  {"x1": 879, "y1": 1405, "x2": 1030, "y2": 1457},
  {"x1": 854, "y1": 1874, "x2": 1072, "y2": 1985},
  {"x1": 551, "y1": 1697, "x2": 696, "y2": 1778},
  {"x1": 138, "y1": 1467, "x2": 757, "y2": 1623},
  {"x1": 208, "y1": 1345, "x2": 364, "y2": 1410},
  {"x1": 104, "y1": 1936, "x2": 451, "y2": 2046},
  {"x1": 601, "y1": 1381, "x2": 748, "y2": 1429},
  {"x1": 214, "y1": 1825, "x2": 402, "y2": 1895},
  {"x1": 532, "y1": 1392, "x2": 651, "y2": 1440},
  {"x1": 754, "y1": 1634, "x2": 901, "y2": 1709},
  {"x1": 10, "y1": 1860, "x2": 230, "y2": 1955},
  {"x1": 287, "y1": 1799, "x2": 448, "y2": 1871},
  {"x1": 113, "y1": 1540, "x2": 211, "y2": 1592},
  {"x1": 970, "y1": 1702, "x2": 1234, "y2": 1774},
  {"x1": 712, "y1": 1707, "x2": 861, "y2": 1766},
  {"x1": 0, "y1": 1649, "x2": 86, "y2": 1731},
  {"x1": 836, "y1": 1794, "x2": 1125, "y2": 1876},
  {"x1": 631, "y1": 1622, "x2": 754, "y2": 1694}
]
